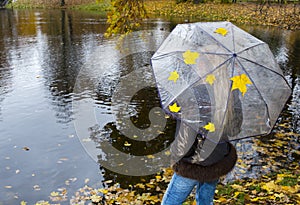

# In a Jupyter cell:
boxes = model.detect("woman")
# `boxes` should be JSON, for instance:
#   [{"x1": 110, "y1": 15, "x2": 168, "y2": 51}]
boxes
[{"x1": 161, "y1": 121, "x2": 237, "y2": 205}]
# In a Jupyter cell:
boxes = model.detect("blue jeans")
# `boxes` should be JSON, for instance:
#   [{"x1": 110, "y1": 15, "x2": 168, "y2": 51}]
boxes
[{"x1": 161, "y1": 173, "x2": 218, "y2": 205}]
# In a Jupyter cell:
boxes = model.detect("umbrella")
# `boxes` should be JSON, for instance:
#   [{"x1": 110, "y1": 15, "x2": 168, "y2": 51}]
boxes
[{"x1": 150, "y1": 21, "x2": 291, "y2": 148}]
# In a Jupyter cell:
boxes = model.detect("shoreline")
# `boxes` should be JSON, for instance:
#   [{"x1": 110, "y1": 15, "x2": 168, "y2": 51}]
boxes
[{"x1": 6, "y1": 0, "x2": 300, "y2": 31}]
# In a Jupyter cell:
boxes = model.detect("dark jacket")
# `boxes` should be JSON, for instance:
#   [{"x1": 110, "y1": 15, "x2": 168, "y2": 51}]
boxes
[{"x1": 171, "y1": 121, "x2": 237, "y2": 183}]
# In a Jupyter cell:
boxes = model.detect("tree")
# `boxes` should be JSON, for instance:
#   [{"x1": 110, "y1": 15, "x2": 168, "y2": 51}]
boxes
[{"x1": 105, "y1": 0, "x2": 147, "y2": 37}]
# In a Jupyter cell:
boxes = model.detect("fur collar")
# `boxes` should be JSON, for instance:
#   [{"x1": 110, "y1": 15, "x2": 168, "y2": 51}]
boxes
[{"x1": 172, "y1": 142, "x2": 237, "y2": 182}]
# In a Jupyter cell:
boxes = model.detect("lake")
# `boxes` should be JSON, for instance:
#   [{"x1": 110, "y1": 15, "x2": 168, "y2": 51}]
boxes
[{"x1": 0, "y1": 8, "x2": 299, "y2": 204}]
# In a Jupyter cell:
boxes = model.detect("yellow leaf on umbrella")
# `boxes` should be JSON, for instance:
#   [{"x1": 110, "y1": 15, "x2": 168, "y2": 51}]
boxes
[
  {"x1": 206, "y1": 74, "x2": 216, "y2": 85},
  {"x1": 183, "y1": 50, "x2": 199, "y2": 65},
  {"x1": 168, "y1": 71, "x2": 179, "y2": 83},
  {"x1": 203, "y1": 122, "x2": 215, "y2": 132},
  {"x1": 231, "y1": 74, "x2": 252, "y2": 96},
  {"x1": 169, "y1": 102, "x2": 181, "y2": 113},
  {"x1": 214, "y1": 27, "x2": 228, "y2": 36}
]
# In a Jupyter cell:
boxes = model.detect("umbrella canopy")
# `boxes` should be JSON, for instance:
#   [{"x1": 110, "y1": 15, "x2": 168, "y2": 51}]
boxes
[{"x1": 151, "y1": 21, "x2": 291, "y2": 143}]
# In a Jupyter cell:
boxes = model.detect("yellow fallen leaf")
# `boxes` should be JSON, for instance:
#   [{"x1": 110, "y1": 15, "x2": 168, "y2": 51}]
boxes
[
  {"x1": 281, "y1": 185, "x2": 299, "y2": 194},
  {"x1": 169, "y1": 102, "x2": 181, "y2": 113},
  {"x1": 168, "y1": 71, "x2": 179, "y2": 83},
  {"x1": 124, "y1": 141, "x2": 132, "y2": 146},
  {"x1": 233, "y1": 191, "x2": 240, "y2": 198},
  {"x1": 35, "y1": 201, "x2": 50, "y2": 205},
  {"x1": 50, "y1": 191, "x2": 59, "y2": 197},
  {"x1": 147, "y1": 155, "x2": 155, "y2": 159},
  {"x1": 183, "y1": 50, "x2": 199, "y2": 64},
  {"x1": 98, "y1": 188, "x2": 109, "y2": 194},
  {"x1": 230, "y1": 184, "x2": 244, "y2": 191},
  {"x1": 20, "y1": 201, "x2": 27, "y2": 205},
  {"x1": 135, "y1": 183, "x2": 145, "y2": 189},
  {"x1": 215, "y1": 197, "x2": 227, "y2": 202},
  {"x1": 261, "y1": 181, "x2": 277, "y2": 193},
  {"x1": 90, "y1": 194, "x2": 101, "y2": 203}
]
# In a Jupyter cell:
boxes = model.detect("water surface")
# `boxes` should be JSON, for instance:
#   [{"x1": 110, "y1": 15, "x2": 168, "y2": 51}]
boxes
[{"x1": 0, "y1": 9, "x2": 299, "y2": 204}]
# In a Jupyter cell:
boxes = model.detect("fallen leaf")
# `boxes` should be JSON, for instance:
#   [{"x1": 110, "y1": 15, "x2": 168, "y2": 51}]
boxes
[
  {"x1": 50, "y1": 191, "x2": 59, "y2": 197},
  {"x1": 20, "y1": 201, "x2": 27, "y2": 205},
  {"x1": 124, "y1": 141, "x2": 132, "y2": 146}
]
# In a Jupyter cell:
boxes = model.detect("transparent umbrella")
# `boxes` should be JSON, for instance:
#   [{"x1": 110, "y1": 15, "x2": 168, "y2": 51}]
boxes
[{"x1": 151, "y1": 21, "x2": 291, "y2": 146}]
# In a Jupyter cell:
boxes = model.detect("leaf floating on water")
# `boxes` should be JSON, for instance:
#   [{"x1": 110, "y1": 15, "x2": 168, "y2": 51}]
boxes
[
  {"x1": 22, "y1": 146, "x2": 30, "y2": 151},
  {"x1": 124, "y1": 141, "x2": 132, "y2": 147},
  {"x1": 20, "y1": 201, "x2": 27, "y2": 205},
  {"x1": 85, "y1": 178, "x2": 90, "y2": 184},
  {"x1": 90, "y1": 194, "x2": 102, "y2": 203},
  {"x1": 33, "y1": 185, "x2": 41, "y2": 191},
  {"x1": 98, "y1": 188, "x2": 109, "y2": 194},
  {"x1": 4, "y1": 185, "x2": 12, "y2": 189},
  {"x1": 15, "y1": 169, "x2": 20, "y2": 174},
  {"x1": 34, "y1": 200, "x2": 50, "y2": 205},
  {"x1": 104, "y1": 180, "x2": 113, "y2": 184},
  {"x1": 50, "y1": 191, "x2": 59, "y2": 197},
  {"x1": 82, "y1": 138, "x2": 91, "y2": 142}
]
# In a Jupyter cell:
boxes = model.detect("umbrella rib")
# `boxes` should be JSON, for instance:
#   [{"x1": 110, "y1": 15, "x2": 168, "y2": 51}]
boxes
[
  {"x1": 235, "y1": 57, "x2": 271, "y2": 121},
  {"x1": 236, "y1": 42, "x2": 265, "y2": 55},
  {"x1": 196, "y1": 25, "x2": 232, "y2": 53},
  {"x1": 237, "y1": 55, "x2": 287, "y2": 77},
  {"x1": 203, "y1": 56, "x2": 232, "y2": 78}
]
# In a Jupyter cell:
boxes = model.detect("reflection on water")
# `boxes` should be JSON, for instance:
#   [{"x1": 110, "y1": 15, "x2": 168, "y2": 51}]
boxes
[{"x1": 0, "y1": 8, "x2": 299, "y2": 204}]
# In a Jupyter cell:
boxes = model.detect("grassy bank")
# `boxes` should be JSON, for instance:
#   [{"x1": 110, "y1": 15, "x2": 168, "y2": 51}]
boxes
[
  {"x1": 7, "y1": 0, "x2": 300, "y2": 30},
  {"x1": 145, "y1": 0, "x2": 300, "y2": 30},
  {"x1": 7, "y1": 0, "x2": 110, "y2": 11}
]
